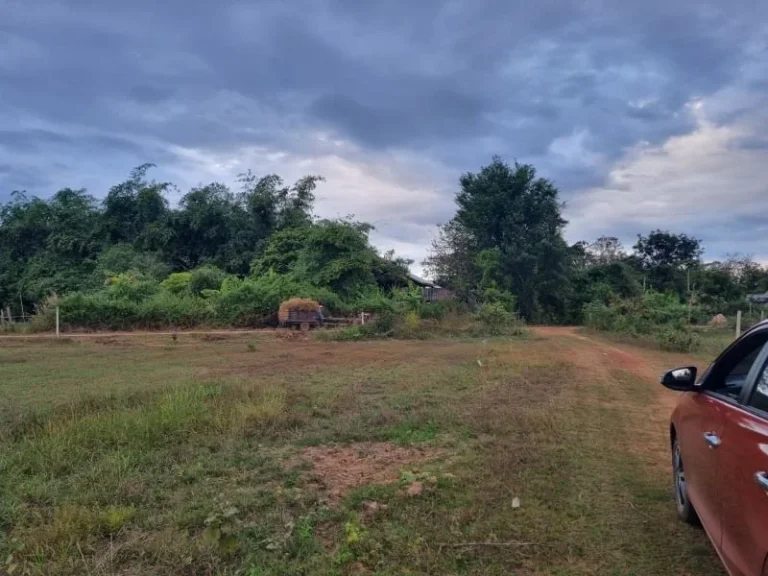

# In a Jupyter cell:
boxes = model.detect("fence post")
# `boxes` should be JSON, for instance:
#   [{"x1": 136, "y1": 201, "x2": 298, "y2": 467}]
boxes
[
  {"x1": 736, "y1": 310, "x2": 742, "y2": 338},
  {"x1": 56, "y1": 306, "x2": 60, "y2": 337}
]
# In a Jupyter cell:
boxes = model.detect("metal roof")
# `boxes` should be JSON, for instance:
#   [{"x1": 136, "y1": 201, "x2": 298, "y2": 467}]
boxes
[{"x1": 407, "y1": 272, "x2": 441, "y2": 288}]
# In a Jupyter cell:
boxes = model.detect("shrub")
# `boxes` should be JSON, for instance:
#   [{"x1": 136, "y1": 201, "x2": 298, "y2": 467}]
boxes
[
  {"x1": 474, "y1": 302, "x2": 526, "y2": 336},
  {"x1": 583, "y1": 301, "x2": 618, "y2": 331},
  {"x1": 137, "y1": 292, "x2": 213, "y2": 328},
  {"x1": 371, "y1": 310, "x2": 395, "y2": 335},
  {"x1": 395, "y1": 310, "x2": 423, "y2": 339},
  {"x1": 480, "y1": 287, "x2": 517, "y2": 312},
  {"x1": 189, "y1": 266, "x2": 226, "y2": 296},
  {"x1": 585, "y1": 291, "x2": 690, "y2": 336},
  {"x1": 654, "y1": 327, "x2": 701, "y2": 352},
  {"x1": 105, "y1": 273, "x2": 159, "y2": 303},
  {"x1": 214, "y1": 273, "x2": 341, "y2": 326},
  {"x1": 161, "y1": 272, "x2": 192, "y2": 295},
  {"x1": 353, "y1": 287, "x2": 397, "y2": 314}
]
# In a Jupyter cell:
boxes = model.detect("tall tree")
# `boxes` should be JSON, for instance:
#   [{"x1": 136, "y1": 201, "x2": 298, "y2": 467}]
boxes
[
  {"x1": 101, "y1": 164, "x2": 171, "y2": 249},
  {"x1": 428, "y1": 157, "x2": 571, "y2": 321},
  {"x1": 633, "y1": 230, "x2": 703, "y2": 293},
  {"x1": 633, "y1": 230, "x2": 702, "y2": 270}
]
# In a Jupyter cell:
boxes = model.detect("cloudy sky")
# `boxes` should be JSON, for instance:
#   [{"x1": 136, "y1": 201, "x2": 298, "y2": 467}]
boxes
[{"x1": 2, "y1": 0, "x2": 768, "y2": 269}]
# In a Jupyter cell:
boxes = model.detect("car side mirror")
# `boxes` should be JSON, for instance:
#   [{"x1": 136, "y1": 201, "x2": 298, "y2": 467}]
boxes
[{"x1": 660, "y1": 366, "x2": 698, "y2": 391}]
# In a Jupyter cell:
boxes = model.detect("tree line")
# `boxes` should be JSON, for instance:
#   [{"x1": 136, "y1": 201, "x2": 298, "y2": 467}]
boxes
[
  {"x1": 2, "y1": 158, "x2": 766, "y2": 328},
  {"x1": 427, "y1": 158, "x2": 768, "y2": 324},
  {"x1": 0, "y1": 164, "x2": 411, "y2": 324}
]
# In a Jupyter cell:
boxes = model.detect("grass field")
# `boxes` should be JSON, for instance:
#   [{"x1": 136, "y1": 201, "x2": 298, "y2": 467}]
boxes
[{"x1": 0, "y1": 329, "x2": 725, "y2": 575}]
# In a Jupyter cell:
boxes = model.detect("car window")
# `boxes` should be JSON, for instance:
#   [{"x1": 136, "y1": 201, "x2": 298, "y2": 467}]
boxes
[
  {"x1": 749, "y1": 362, "x2": 768, "y2": 414},
  {"x1": 706, "y1": 333, "x2": 768, "y2": 399}
]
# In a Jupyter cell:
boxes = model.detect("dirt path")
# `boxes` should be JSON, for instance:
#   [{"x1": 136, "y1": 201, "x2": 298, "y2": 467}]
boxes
[
  {"x1": 532, "y1": 326, "x2": 697, "y2": 414},
  {"x1": 529, "y1": 326, "x2": 700, "y2": 485}
]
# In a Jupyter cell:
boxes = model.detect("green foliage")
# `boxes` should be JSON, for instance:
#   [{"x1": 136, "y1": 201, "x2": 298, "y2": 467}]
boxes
[
  {"x1": 426, "y1": 158, "x2": 571, "y2": 322},
  {"x1": 5, "y1": 159, "x2": 768, "y2": 331},
  {"x1": 250, "y1": 227, "x2": 311, "y2": 276},
  {"x1": 584, "y1": 291, "x2": 688, "y2": 335},
  {"x1": 294, "y1": 220, "x2": 378, "y2": 296},
  {"x1": 353, "y1": 287, "x2": 397, "y2": 314},
  {"x1": 52, "y1": 290, "x2": 213, "y2": 330},
  {"x1": 654, "y1": 326, "x2": 701, "y2": 352},
  {"x1": 474, "y1": 302, "x2": 526, "y2": 336},
  {"x1": 214, "y1": 272, "x2": 342, "y2": 326},
  {"x1": 371, "y1": 310, "x2": 396, "y2": 335},
  {"x1": 105, "y1": 273, "x2": 159, "y2": 303},
  {"x1": 161, "y1": 272, "x2": 192, "y2": 295},
  {"x1": 584, "y1": 291, "x2": 701, "y2": 352},
  {"x1": 189, "y1": 266, "x2": 226, "y2": 295},
  {"x1": 93, "y1": 244, "x2": 169, "y2": 282}
]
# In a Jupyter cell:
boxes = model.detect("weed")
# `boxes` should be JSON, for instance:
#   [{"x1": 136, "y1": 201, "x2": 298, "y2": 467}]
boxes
[{"x1": 380, "y1": 420, "x2": 438, "y2": 445}]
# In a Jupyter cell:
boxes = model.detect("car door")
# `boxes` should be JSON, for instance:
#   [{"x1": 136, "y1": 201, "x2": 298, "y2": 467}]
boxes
[
  {"x1": 680, "y1": 331, "x2": 768, "y2": 546},
  {"x1": 676, "y1": 391, "x2": 726, "y2": 540},
  {"x1": 719, "y1": 342, "x2": 768, "y2": 576}
]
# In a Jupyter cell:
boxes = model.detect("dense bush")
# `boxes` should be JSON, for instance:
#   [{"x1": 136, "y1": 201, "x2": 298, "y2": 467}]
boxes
[
  {"x1": 654, "y1": 326, "x2": 701, "y2": 352},
  {"x1": 212, "y1": 273, "x2": 342, "y2": 326},
  {"x1": 319, "y1": 299, "x2": 527, "y2": 341},
  {"x1": 103, "y1": 273, "x2": 160, "y2": 303},
  {"x1": 584, "y1": 291, "x2": 700, "y2": 352},
  {"x1": 49, "y1": 291, "x2": 213, "y2": 331},
  {"x1": 189, "y1": 266, "x2": 226, "y2": 295},
  {"x1": 43, "y1": 270, "x2": 348, "y2": 330},
  {"x1": 160, "y1": 272, "x2": 192, "y2": 295}
]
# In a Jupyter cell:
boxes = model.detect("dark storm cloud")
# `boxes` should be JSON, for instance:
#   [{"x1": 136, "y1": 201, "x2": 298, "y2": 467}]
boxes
[{"x1": 1, "y1": 0, "x2": 767, "y2": 261}]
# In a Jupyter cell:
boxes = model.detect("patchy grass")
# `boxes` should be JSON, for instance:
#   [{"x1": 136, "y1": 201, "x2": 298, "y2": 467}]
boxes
[
  {"x1": 0, "y1": 332, "x2": 724, "y2": 575},
  {"x1": 581, "y1": 325, "x2": 736, "y2": 362}
]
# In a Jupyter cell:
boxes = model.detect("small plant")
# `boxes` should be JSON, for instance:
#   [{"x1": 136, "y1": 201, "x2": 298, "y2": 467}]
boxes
[
  {"x1": 202, "y1": 502, "x2": 241, "y2": 554},
  {"x1": 171, "y1": 331, "x2": 178, "y2": 343},
  {"x1": 246, "y1": 340, "x2": 257, "y2": 352}
]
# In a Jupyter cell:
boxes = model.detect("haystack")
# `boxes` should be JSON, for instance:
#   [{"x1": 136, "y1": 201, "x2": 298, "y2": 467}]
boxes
[
  {"x1": 278, "y1": 298, "x2": 321, "y2": 324},
  {"x1": 708, "y1": 314, "x2": 727, "y2": 327}
]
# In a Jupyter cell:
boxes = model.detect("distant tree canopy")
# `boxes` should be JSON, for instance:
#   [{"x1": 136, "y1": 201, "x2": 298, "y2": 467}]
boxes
[
  {"x1": 3, "y1": 157, "x2": 768, "y2": 327},
  {"x1": 426, "y1": 158, "x2": 768, "y2": 324},
  {"x1": 0, "y1": 166, "x2": 409, "y2": 317}
]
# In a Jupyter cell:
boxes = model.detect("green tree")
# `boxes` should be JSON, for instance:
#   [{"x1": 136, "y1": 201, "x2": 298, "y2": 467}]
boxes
[
  {"x1": 633, "y1": 230, "x2": 703, "y2": 294},
  {"x1": 294, "y1": 220, "x2": 378, "y2": 296},
  {"x1": 634, "y1": 230, "x2": 702, "y2": 269},
  {"x1": 21, "y1": 188, "x2": 103, "y2": 303},
  {"x1": 428, "y1": 157, "x2": 572, "y2": 321},
  {"x1": 251, "y1": 227, "x2": 312, "y2": 277},
  {"x1": 101, "y1": 164, "x2": 171, "y2": 250}
]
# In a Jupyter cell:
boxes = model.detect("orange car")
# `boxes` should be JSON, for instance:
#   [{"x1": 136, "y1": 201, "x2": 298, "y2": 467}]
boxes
[{"x1": 662, "y1": 323, "x2": 768, "y2": 575}]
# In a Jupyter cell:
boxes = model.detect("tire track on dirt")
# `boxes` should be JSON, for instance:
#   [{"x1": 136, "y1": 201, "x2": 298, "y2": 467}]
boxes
[
  {"x1": 531, "y1": 326, "x2": 698, "y2": 475},
  {"x1": 532, "y1": 326, "x2": 696, "y2": 414}
]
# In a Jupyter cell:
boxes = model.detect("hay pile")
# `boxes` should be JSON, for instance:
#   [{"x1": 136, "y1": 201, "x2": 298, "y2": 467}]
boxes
[
  {"x1": 708, "y1": 314, "x2": 728, "y2": 327},
  {"x1": 278, "y1": 298, "x2": 321, "y2": 324}
]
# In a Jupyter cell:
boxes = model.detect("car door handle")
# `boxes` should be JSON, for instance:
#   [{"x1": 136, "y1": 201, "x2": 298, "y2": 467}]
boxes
[
  {"x1": 755, "y1": 472, "x2": 768, "y2": 490},
  {"x1": 703, "y1": 432, "x2": 721, "y2": 448}
]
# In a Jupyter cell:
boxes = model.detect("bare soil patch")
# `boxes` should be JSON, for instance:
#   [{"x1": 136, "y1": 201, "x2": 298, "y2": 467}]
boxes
[{"x1": 296, "y1": 442, "x2": 440, "y2": 502}]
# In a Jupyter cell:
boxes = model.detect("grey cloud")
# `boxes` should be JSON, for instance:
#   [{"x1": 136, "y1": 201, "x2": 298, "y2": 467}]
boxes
[{"x1": 1, "y1": 0, "x2": 768, "y2": 261}]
